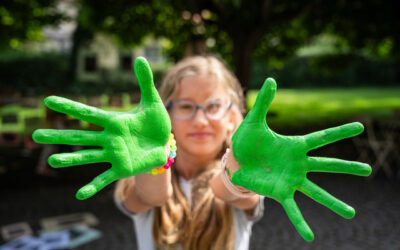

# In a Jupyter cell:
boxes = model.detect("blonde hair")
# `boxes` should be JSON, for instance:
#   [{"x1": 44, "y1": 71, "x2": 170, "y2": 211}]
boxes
[
  {"x1": 159, "y1": 55, "x2": 245, "y2": 115},
  {"x1": 153, "y1": 55, "x2": 244, "y2": 250}
]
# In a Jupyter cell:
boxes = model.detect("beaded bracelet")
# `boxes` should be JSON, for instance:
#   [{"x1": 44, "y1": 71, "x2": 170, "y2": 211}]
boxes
[
  {"x1": 147, "y1": 133, "x2": 177, "y2": 175},
  {"x1": 221, "y1": 148, "x2": 256, "y2": 198}
]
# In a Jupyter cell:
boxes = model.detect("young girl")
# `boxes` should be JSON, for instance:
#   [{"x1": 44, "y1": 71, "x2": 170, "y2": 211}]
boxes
[
  {"x1": 114, "y1": 55, "x2": 264, "y2": 250},
  {"x1": 33, "y1": 53, "x2": 369, "y2": 248}
]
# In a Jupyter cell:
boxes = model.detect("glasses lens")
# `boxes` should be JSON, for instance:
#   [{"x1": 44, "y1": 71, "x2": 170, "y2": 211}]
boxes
[
  {"x1": 172, "y1": 101, "x2": 195, "y2": 119},
  {"x1": 169, "y1": 100, "x2": 232, "y2": 120},
  {"x1": 205, "y1": 100, "x2": 230, "y2": 120}
]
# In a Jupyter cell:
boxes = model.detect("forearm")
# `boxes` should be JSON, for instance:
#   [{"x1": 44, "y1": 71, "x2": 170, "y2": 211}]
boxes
[
  {"x1": 136, "y1": 169, "x2": 172, "y2": 202},
  {"x1": 210, "y1": 147, "x2": 260, "y2": 211},
  {"x1": 211, "y1": 171, "x2": 260, "y2": 211},
  {"x1": 117, "y1": 169, "x2": 172, "y2": 214},
  {"x1": 118, "y1": 141, "x2": 174, "y2": 213}
]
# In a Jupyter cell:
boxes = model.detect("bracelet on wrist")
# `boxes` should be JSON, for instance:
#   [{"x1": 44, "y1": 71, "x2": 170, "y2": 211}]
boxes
[
  {"x1": 147, "y1": 133, "x2": 177, "y2": 175},
  {"x1": 221, "y1": 148, "x2": 256, "y2": 199}
]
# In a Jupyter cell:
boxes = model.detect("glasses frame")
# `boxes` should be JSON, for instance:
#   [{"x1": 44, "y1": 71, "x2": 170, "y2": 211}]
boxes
[{"x1": 166, "y1": 100, "x2": 233, "y2": 121}]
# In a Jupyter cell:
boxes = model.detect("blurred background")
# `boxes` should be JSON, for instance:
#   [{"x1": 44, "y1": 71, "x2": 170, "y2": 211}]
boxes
[{"x1": 0, "y1": 0, "x2": 399, "y2": 249}]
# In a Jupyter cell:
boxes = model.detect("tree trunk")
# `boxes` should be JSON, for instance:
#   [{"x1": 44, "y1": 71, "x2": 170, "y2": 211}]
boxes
[
  {"x1": 184, "y1": 35, "x2": 207, "y2": 57},
  {"x1": 68, "y1": 23, "x2": 93, "y2": 83},
  {"x1": 231, "y1": 32, "x2": 259, "y2": 94}
]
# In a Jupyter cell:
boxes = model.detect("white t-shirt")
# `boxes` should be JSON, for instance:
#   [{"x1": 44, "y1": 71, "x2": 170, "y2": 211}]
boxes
[{"x1": 115, "y1": 177, "x2": 265, "y2": 250}]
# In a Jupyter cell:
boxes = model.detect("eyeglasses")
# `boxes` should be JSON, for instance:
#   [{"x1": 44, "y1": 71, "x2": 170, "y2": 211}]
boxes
[{"x1": 166, "y1": 100, "x2": 232, "y2": 120}]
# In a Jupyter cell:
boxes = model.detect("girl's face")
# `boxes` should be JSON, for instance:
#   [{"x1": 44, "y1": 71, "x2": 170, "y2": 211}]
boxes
[{"x1": 169, "y1": 74, "x2": 235, "y2": 160}]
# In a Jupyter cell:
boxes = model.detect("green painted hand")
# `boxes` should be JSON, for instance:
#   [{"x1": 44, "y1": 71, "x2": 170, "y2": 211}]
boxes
[
  {"x1": 231, "y1": 78, "x2": 371, "y2": 241},
  {"x1": 33, "y1": 57, "x2": 171, "y2": 200}
]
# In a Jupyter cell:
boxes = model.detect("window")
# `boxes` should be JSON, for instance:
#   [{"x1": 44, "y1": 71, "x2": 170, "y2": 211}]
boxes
[
  {"x1": 84, "y1": 56, "x2": 97, "y2": 72},
  {"x1": 120, "y1": 55, "x2": 132, "y2": 71}
]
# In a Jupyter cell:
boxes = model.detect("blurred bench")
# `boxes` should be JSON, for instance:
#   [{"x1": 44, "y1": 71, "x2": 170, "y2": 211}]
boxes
[
  {"x1": 0, "y1": 98, "x2": 45, "y2": 148},
  {"x1": 352, "y1": 115, "x2": 400, "y2": 179},
  {"x1": 0, "y1": 93, "x2": 139, "y2": 147}
]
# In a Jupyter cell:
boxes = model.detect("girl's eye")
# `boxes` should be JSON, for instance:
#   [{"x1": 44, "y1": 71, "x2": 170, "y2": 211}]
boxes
[
  {"x1": 178, "y1": 104, "x2": 194, "y2": 111},
  {"x1": 206, "y1": 103, "x2": 222, "y2": 113}
]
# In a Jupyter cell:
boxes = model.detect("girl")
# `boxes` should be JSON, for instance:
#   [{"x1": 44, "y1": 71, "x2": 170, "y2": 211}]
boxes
[
  {"x1": 32, "y1": 55, "x2": 370, "y2": 247},
  {"x1": 114, "y1": 55, "x2": 264, "y2": 250}
]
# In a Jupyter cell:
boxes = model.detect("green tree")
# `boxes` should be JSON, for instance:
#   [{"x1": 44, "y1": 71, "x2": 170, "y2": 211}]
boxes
[
  {"x1": 76, "y1": 0, "x2": 399, "y2": 90},
  {"x1": 76, "y1": 0, "x2": 318, "y2": 90},
  {"x1": 304, "y1": 0, "x2": 400, "y2": 59},
  {"x1": 0, "y1": 0, "x2": 63, "y2": 50}
]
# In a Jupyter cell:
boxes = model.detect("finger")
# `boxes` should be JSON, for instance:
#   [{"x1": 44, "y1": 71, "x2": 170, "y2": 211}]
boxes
[
  {"x1": 134, "y1": 57, "x2": 162, "y2": 104},
  {"x1": 48, "y1": 149, "x2": 106, "y2": 168},
  {"x1": 304, "y1": 122, "x2": 364, "y2": 151},
  {"x1": 32, "y1": 129, "x2": 103, "y2": 146},
  {"x1": 307, "y1": 157, "x2": 372, "y2": 176},
  {"x1": 298, "y1": 179, "x2": 355, "y2": 219},
  {"x1": 245, "y1": 78, "x2": 277, "y2": 123},
  {"x1": 282, "y1": 198, "x2": 314, "y2": 241},
  {"x1": 76, "y1": 169, "x2": 118, "y2": 200},
  {"x1": 44, "y1": 96, "x2": 108, "y2": 126}
]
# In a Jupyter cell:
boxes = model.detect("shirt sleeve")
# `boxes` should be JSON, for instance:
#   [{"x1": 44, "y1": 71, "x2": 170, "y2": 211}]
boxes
[
  {"x1": 245, "y1": 196, "x2": 265, "y2": 222},
  {"x1": 114, "y1": 191, "x2": 136, "y2": 217}
]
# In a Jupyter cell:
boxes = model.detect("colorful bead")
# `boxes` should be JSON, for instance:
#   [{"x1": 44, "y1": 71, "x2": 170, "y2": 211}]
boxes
[{"x1": 147, "y1": 133, "x2": 177, "y2": 175}]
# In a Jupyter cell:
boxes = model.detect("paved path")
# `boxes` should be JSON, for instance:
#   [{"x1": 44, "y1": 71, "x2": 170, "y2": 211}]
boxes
[{"x1": 1, "y1": 171, "x2": 399, "y2": 250}]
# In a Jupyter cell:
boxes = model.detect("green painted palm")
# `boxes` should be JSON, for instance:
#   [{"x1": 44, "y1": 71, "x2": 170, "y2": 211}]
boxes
[
  {"x1": 231, "y1": 78, "x2": 371, "y2": 241},
  {"x1": 33, "y1": 57, "x2": 171, "y2": 200}
]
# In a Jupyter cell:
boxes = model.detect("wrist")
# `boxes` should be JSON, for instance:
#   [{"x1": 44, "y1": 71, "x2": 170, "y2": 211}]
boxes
[
  {"x1": 147, "y1": 133, "x2": 177, "y2": 175},
  {"x1": 221, "y1": 148, "x2": 256, "y2": 199}
]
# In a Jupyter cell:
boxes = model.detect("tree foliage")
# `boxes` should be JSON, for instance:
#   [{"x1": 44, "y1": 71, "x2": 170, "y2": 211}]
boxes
[
  {"x1": 77, "y1": 0, "x2": 322, "y2": 89},
  {"x1": 305, "y1": 0, "x2": 400, "y2": 59},
  {"x1": 76, "y1": 0, "x2": 398, "y2": 89},
  {"x1": 0, "y1": 0, "x2": 64, "y2": 49},
  {"x1": 1, "y1": 0, "x2": 398, "y2": 90}
]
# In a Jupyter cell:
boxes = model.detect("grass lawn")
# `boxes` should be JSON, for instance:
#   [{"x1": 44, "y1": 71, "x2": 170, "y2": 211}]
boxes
[
  {"x1": 246, "y1": 87, "x2": 400, "y2": 130},
  {"x1": 1, "y1": 88, "x2": 399, "y2": 135}
]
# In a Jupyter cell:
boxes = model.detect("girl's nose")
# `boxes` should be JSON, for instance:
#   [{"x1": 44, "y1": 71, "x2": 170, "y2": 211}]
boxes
[{"x1": 192, "y1": 109, "x2": 209, "y2": 126}]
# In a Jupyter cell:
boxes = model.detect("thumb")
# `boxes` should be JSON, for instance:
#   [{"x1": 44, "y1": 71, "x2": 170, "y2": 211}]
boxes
[
  {"x1": 134, "y1": 57, "x2": 162, "y2": 104},
  {"x1": 245, "y1": 78, "x2": 277, "y2": 123}
]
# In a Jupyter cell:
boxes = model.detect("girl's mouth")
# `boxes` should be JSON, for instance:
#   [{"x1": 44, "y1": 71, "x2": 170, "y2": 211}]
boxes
[{"x1": 189, "y1": 133, "x2": 212, "y2": 139}]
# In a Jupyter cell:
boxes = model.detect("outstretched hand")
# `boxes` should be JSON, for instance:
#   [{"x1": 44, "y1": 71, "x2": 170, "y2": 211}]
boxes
[
  {"x1": 33, "y1": 57, "x2": 171, "y2": 200},
  {"x1": 231, "y1": 78, "x2": 371, "y2": 241}
]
